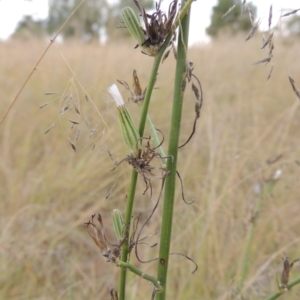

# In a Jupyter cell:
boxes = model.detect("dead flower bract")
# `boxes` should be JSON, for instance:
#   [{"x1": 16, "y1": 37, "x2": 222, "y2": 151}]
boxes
[
  {"x1": 118, "y1": 70, "x2": 146, "y2": 104},
  {"x1": 85, "y1": 214, "x2": 126, "y2": 262},
  {"x1": 112, "y1": 136, "x2": 172, "y2": 198},
  {"x1": 134, "y1": 0, "x2": 178, "y2": 56}
]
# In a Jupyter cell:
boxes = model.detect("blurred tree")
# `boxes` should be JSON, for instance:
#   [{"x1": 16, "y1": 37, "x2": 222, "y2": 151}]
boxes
[
  {"x1": 206, "y1": 0, "x2": 257, "y2": 37},
  {"x1": 106, "y1": 0, "x2": 153, "y2": 40},
  {"x1": 47, "y1": 0, "x2": 154, "y2": 42},
  {"x1": 12, "y1": 16, "x2": 46, "y2": 40},
  {"x1": 47, "y1": 0, "x2": 109, "y2": 41},
  {"x1": 285, "y1": 15, "x2": 300, "y2": 36}
]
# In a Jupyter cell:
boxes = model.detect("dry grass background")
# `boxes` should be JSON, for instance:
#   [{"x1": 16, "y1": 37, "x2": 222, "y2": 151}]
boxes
[{"x1": 0, "y1": 34, "x2": 300, "y2": 300}]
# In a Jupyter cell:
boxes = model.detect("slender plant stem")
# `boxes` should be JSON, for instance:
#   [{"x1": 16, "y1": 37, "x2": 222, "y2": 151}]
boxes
[
  {"x1": 118, "y1": 2, "x2": 194, "y2": 298},
  {"x1": 156, "y1": 3, "x2": 191, "y2": 300},
  {"x1": 118, "y1": 26, "x2": 171, "y2": 300},
  {"x1": 119, "y1": 170, "x2": 138, "y2": 300},
  {"x1": 116, "y1": 259, "x2": 163, "y2": 291},
  {"x1": 264, "y1": 276, "x2": 300, "y2": 300}
]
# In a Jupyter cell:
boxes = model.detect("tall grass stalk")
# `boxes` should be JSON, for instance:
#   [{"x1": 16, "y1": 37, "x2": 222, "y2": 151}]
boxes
[
  {"x1": 118, "y1": 37, "x2": 170, "y2": 300},
  {"x1": 118, "y1": 1, "x2": 194, "y2": 299},
  {"x1": 156, "y1": 3, "x2": 191, "y2": 299}
]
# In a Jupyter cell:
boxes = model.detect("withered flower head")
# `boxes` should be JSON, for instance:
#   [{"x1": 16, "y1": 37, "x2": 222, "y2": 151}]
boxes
[
  {"x1": 280, "y1": 256, "x2": 300, "y2": 290},
  {"x1": 85, "y1": 214, "x2": 128, "y2": 262},
  {"x1": 117, "y1": 70, "x2": 146, "y2": 104},
  {"x1": 122, "y1": 0, "x2": 178, "y2": 56},
  {"x1": 85, "y1": 214, "x2": 111, "y2": 258}
]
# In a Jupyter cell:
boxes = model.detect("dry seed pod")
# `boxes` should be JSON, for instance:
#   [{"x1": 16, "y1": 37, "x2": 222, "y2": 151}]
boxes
[
  {"x1": 245, "y1": 18, "x2": 261, "y2": 41},
  {"x1": 253, "y1": 54, "x2": 273, "y2": 65},
  {"x1": 44, "y1": 123, "x2": 55, "y2": 134},
  {"x1": 68, "y1": 138, "x2": 76, "y2": 152},
  {"x1": 280, "y1": 256, "x2": 299, "y2": 290},
  {"x1": 118, "y1": 70, "x2": 146, "y2": 104},
  {"x1": 85, "y1": 214, "x2": 111, "y2": 258},
  {"x1": 268, "y1": 5, "x2": 273, "y2": 29},
  {"x1": 261, "y1": 32, "x2": 274, "y2": 49},
  {"x1": 266, "y1": 64, "x2": 274, "y2": 81},
  {"x1": 222, "y1": 4, "x2": 237, "y2": 19},
  {"x1": 288, "y1": 76, "x2": 300, "y2": 99},
  {"x1": 110, "y1": 288, "x2": 118, "y2": 300},
  {"x1": 282, "y1": 9, "x2": 300, "y2": 17},
  {"x1": 39, "y1": 102, "x2": 49, "y2": 109}
]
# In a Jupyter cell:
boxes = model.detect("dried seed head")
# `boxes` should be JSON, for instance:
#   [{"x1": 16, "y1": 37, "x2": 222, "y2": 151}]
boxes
[
  {"x1": 280, "y1": 256, "x2": 300, "y2": 290},
  {"x1": 268, "y1": 5, "x2": 273, "y2": 29},
  {"x1": 85, "y1": 214, "x2": 111, "y2": 257},
  {"x1": 68, "y1": 138, "x2": 76, "y2": 152},
  {"x1": 44, "y1": 123, "x2": 55, "y2": 134},
  {"x1": 118, "y1": 70, "x2": 146, "y2": 104},
  {"x1": 281, "y1": 8, "x2": 300, "y2": 18},
  {"x1": 288, "y1": 75, "x2": 300, "y2": 99},
  {"x1": 245, "y1": 18, "x2": 261, "y2": 41},
  {"x1": 110, "y1": 288, "x2": 119, "y2": 300},
  {"x1": 39, "y1": 102, "x2": 49, "y2": 109},
  {"x1": 222, "y1": 4, "x2": 237, "y2": 19},
  {"x1": 123, "y1": 1, "x2": 178, "y2": 56},
  {"x1": 108, "y1": 84, "x2": 141, "y2": 154}
]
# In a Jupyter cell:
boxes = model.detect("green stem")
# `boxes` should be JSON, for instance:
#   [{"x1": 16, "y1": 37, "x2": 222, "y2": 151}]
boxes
[
  {"x1": 116, "y1": 259, "x2": 163, "y2": 292},
  {"x1": 118, "y1": 20, "x2": 171, "y2": 300},
  {"x1": 156, "y1": 3, "x2": 191, "y2": 300},
  {"x1": 264, "y1": 276, "x2": 300, "y2": 300},
  {"x1": 119, "y1": 170, "x2": 138, "y2": 300},
  {"x1": 118, "y1": 2, "x2": 194, "y2": 299}
]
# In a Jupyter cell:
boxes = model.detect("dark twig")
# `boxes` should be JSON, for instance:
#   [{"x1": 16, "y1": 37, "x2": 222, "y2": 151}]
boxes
[{"x1": 176, "y1": 170, "x2": 194, "y2": 205}]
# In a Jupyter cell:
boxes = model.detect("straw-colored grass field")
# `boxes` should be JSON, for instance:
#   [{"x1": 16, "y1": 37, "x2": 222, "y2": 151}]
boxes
[{"x1": 0, "y1": 35, "x2": 300, "y2": 300}]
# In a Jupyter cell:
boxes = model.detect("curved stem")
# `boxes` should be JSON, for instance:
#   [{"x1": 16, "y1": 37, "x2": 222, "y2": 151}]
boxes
[
  {"x1": 116, "y1": 259, "x2": 163, "y2": 292},
  {"x1": 264, "y1": 276, "x2": 300, "y2": 300}
]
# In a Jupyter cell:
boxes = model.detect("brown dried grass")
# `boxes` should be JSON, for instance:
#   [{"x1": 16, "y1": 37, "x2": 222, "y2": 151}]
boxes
[{"x1": 0, "y1": 35, "x2": 300, "y2": 299}]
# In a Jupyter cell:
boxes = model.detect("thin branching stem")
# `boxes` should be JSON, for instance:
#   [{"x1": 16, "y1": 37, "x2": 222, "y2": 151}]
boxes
[
  {"x1": 264, "y1": 276, "x2": 300, "y2": 300},
  {"x1": 116, "y1": 259, "x2": 163, "y2": 292},
  {"x1": 118, "y1": 22, "x2": 171, "y2": 300},
  {"x1": 119, "y1": 1, "x2": 194, "y2": 299}
]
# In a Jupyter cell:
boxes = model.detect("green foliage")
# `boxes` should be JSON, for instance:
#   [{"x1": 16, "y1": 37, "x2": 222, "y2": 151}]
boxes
[{"x1": 206, "y1": 0, "x2": 257, "y2": 37}]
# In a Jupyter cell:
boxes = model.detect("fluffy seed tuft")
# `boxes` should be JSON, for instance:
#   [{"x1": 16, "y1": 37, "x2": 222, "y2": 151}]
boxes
[{"x1": 108, "y1": 84, "x2": 125, "y2": 107}]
